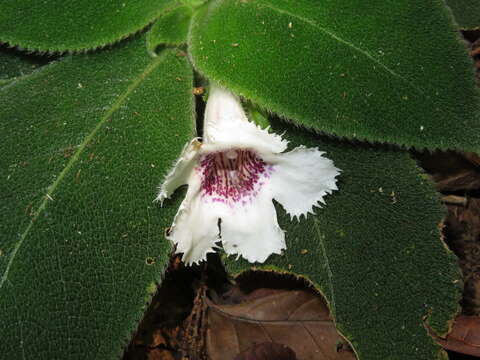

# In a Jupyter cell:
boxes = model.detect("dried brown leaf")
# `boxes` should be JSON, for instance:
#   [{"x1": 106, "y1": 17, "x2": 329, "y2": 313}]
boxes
[
  {"x1": 415, "y1": 151, "x2": 480, "y2": 192},
  {"x1": 234, "y1": 342, "x2": 297, "y2": 360},
  {"x1": 147, "y1": 348, "x2": 176, "y2": 360},
  {"x1": 432, "y1": 315, "x2": 480, "y2": 356},
  {"x1": 445, "y1": 198, "x2": 480, "y2": 315},
  {"x1": 205, "y1": 288, "x2": 356, "y2": 360},
  {"x1": 151, "y1": 329, "x2": 168, "y2": 348}
]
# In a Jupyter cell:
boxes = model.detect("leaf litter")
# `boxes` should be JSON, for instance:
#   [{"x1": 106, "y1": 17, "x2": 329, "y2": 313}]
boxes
[
  {"x1": 124, "y1": 264, "x2": 356, "y2": 360},
  {"x1": 203, "y1": 285, "x2": 356, "y2": 360},
  {"x1": 416, "y1": 31, "x2": 480, "y2": 358}
]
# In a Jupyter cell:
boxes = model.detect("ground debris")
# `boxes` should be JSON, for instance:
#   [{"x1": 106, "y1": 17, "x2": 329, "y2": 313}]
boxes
[
  {"x1": 123, "y1": 255, "x2": 196, "y2": 360},
  {"x1": 203, "y1": 275, "x2": 356, "y2": 360},
  {"x1": 234, "y1": 342, "x2": 297, "y2": 360}
]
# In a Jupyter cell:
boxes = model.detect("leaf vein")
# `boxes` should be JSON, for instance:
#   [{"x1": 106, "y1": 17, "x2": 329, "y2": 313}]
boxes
[
  {"x1": 313, "y1": 218, "x2": 336, "y2": 316},
  {"x1": 0, "y1": 52, "x2": 167, "y2": 291},
  {"x1": 260, "y1": 1, "x2": 424, "y2": 95}
]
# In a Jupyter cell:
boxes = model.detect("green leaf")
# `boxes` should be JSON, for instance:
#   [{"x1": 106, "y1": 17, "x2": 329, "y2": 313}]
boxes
[
  {"x1": 180, "y1": 0, "x2": 208, "y2": 8},
  {"x1": 0, "y1": 46, "x2": 52, "y2": 86},
  {"x1": 446, "y1": 0, "x2": 480, "y2": 29},
  {"x1": 0, "y1": 37, "x2": 194, "y2": 359},
  {"x1": 224, "y1": 118, "x2": 462, "y2": 359},
  {"x1": 0, "y1": 0, "x2": 177, "y2": 52},
  {"x1": 190, "y1": 0, "x2": 480, "y2": 151},
  {"x1": 147, "y1": 4, "x2": 193, "y2": 53}
]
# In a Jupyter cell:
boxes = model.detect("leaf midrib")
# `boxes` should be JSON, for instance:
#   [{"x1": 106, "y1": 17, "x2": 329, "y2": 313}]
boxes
[
  {"x1": 313, "y1": 218, "x2": 337, "y2": 317},
  {"x1": 258, "y1": 1, "x2": 425, "y2": 95},
  {"x1": 0, "y1": 51, "x2": 167, "y2": 290}
]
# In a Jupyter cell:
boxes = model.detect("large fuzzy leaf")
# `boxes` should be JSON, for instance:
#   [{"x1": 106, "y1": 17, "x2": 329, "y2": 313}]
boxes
[
  {"x1": 190, "y1": 0, "x2": 480, "y2": 151},
  {"x1": 147, "y1": 4, "x2": 193, "y2": 53},
  {"x1": 0, "y1": 46, "x2": 52, "y2": 86},
  {"x1": 224, "y1": 118, "x2": 462, "y2": 359},
  {"x1": 446, "y1": 0, "x2": 480, "y2": 29},
  {"x1": 0, "y1": 37, "x2": 194, "y2": 359},
  {"x1": 0, "y1": 0, "x2": 176, "y2": 52}
]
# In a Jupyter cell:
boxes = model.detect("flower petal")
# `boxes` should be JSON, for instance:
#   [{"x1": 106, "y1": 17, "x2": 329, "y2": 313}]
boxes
[
  {"x1": 220, "y1": 189, "x2": 286, "y2": 263},
  {"x1": 155, "y1": 139, "x2": 200, "y2": 204},
  {"x1": 167, "y1": 175, "x2": 220, "y2": 265},
  {"x1": 203, "y1": 85, "x2": 288, "y2": 154},
  {"x1": 267, "y1": 146, "x2": 340, "y2": 219}
]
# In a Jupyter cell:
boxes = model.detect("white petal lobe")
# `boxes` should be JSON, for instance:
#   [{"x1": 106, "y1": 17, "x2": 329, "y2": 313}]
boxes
[
  {"x1": 220, "y1": 189, "x2": 286, "y2": 263},
  {"x1": 167, "y1": 175, "x2": 219, "y2": 265},
  {"x1": 155, "y1": 139, "x2": 200, "y2": 203},
  {"x1": 268, "y1": 146, "x2": 340, "y2": 219}
]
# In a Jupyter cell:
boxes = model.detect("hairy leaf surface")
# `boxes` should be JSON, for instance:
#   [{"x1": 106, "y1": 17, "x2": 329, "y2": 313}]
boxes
[
  {"x1": 190, "y1": 0, "x2": 480, "y2": 151},
  {"x1": 0, "y1": 37, "x2": 194, "y2": 359},
  {"x1": 147, "y1": 4, "x2": 193, "y2": 53},
  {"x1": 224, "y1": 118, "x2": 462, "y2": 360},
  {"x1": 0, "y1": 0, "x2": 176, "y2": 52},
  {"x1": 446, "y1": 0, "x2": 480, "y2": 29},
  {"x1": 0, "y1": 46, "x2": 52, "y2": 86}
]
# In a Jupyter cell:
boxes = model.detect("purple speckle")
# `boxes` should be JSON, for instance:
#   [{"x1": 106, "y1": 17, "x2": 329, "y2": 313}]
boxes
[{"x1": 198, "y1": 149, "x2": 271, "y2": 206}]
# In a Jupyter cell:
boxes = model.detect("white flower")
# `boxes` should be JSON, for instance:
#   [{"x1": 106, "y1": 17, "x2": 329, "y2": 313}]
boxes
[{"x1": 156, "y1": 85, "x2": 340, "y2": 265}]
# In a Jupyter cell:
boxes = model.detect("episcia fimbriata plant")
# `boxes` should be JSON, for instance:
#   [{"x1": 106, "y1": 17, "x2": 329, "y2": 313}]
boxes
[{"x1": 0, "y1": 0, "x2": 478, "y2": 359}]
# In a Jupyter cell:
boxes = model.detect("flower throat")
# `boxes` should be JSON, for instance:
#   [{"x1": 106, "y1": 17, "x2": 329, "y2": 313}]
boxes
[{"x1": 198, "y1": 149, "x2": 271, "y2": 204}]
